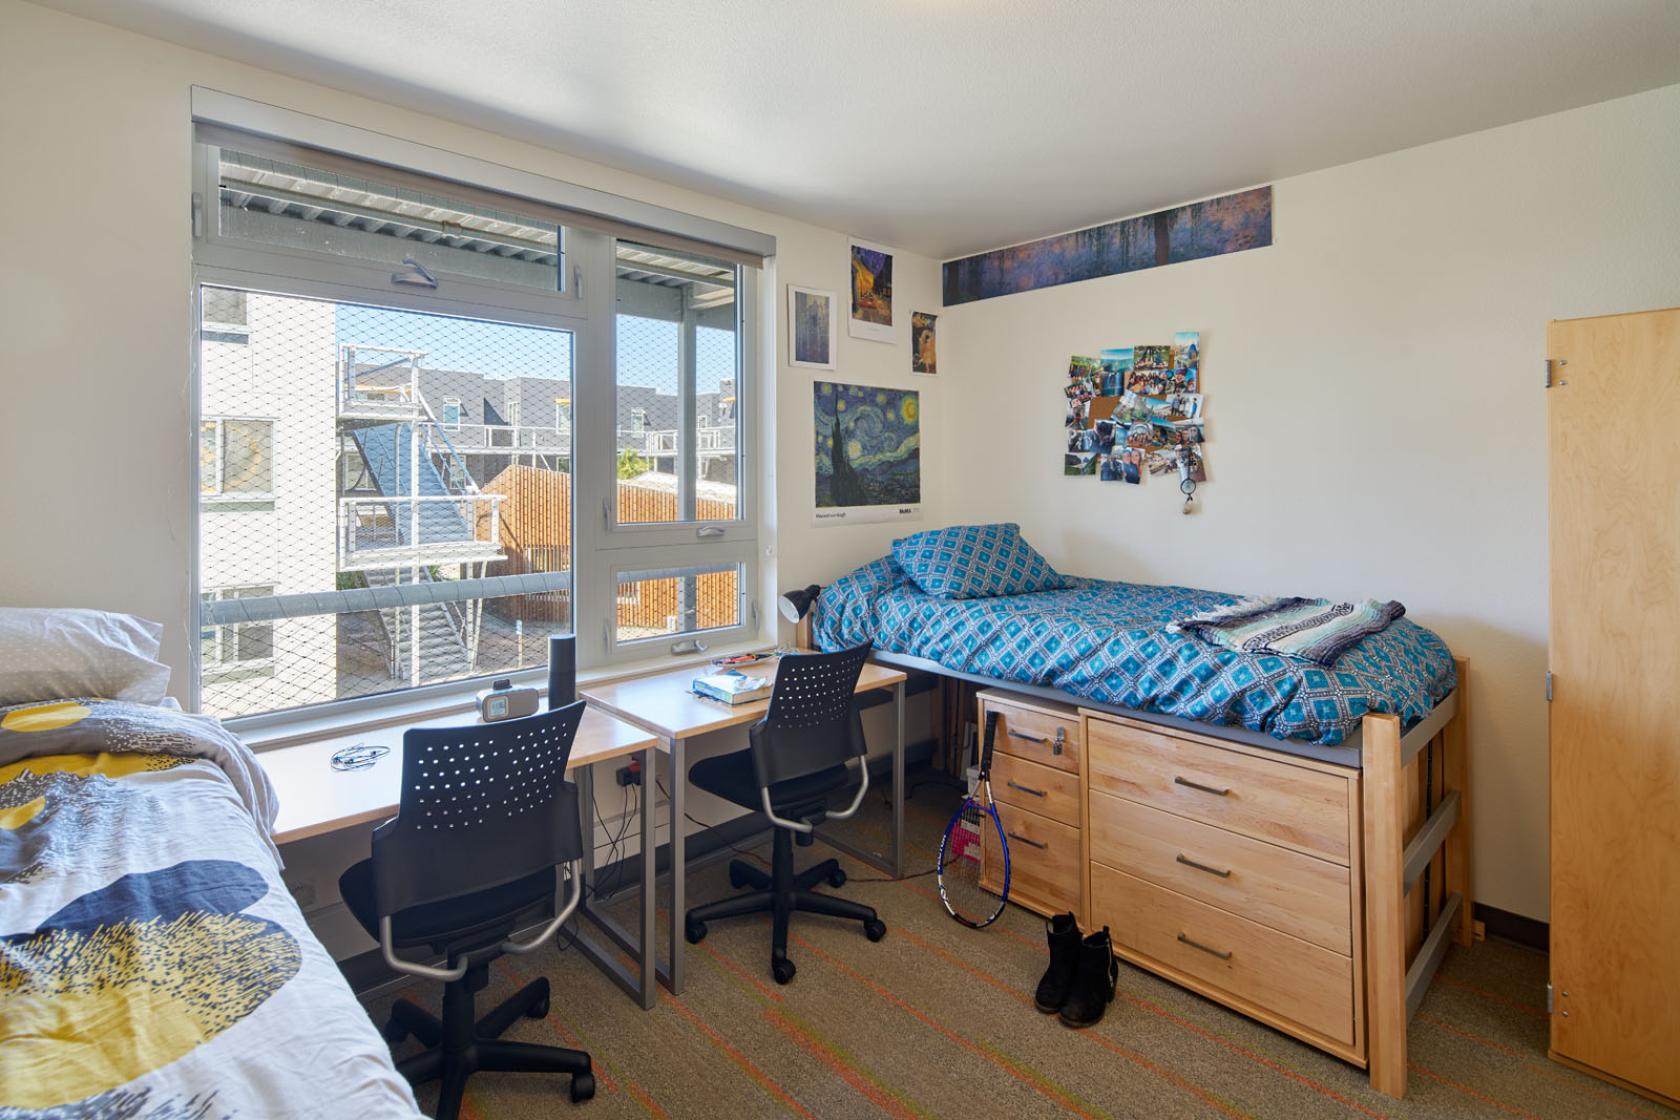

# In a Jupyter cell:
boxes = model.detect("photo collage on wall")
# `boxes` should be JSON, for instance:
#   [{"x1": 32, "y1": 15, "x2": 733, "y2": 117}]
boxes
[{"x1": 1065, "y1": 331, "x2": 1205, "y2": 487}]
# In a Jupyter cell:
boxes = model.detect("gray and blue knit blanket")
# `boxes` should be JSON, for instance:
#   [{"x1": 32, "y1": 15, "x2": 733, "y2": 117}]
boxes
[{"x1": 1170, "y1": 596, "x2": 1407, "y2": 666}]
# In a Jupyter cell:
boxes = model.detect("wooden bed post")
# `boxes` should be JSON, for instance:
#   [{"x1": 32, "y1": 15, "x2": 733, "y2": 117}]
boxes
[
  {"x1": 1362, "y1": 712, "x2": 1407, "y2": 1097},
  {"x1": 1444, "y1": 658, "x2": 1473, "y2": 947}
]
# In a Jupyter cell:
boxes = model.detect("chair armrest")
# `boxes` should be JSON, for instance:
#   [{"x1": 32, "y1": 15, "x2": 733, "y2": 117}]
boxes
[
  {"x1": 502, "y1": 863, "x2": 582, "y2": 957},
  {"x1": 377, "y1": 862, "x2": 582, "y2": 980},
  {"x1": 380, "y1": 916, "x2": 469, "y2": 982},
  {"x1": 760, "y1": 762, "x2": 870, "y2": 832}
]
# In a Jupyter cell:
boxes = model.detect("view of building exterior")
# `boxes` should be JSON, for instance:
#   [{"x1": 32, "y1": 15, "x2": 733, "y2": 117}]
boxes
[{"x1": 198, "y1": 285, "x2": 739, "y2": 719}]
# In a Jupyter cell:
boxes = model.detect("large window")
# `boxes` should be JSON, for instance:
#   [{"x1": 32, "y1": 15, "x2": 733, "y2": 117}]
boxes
[{"x1": 193, "y1": 132, "x2": 759, "y2": 721}]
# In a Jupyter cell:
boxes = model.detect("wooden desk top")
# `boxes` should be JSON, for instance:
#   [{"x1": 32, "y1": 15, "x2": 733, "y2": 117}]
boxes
[
  {"x1": 263, "y1": 706, "x2": 659, "y2": 845},
  {"x1": 581, "y1": 652, "x2": 907, "y2": 741}
]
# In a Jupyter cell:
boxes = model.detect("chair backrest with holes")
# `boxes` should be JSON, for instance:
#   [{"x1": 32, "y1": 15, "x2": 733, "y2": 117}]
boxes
[
  {"x1": 749, "y1": 643, "x2": 871, "y2": 793},
  {"x1": 370, "y1": 700, "x2": 586, "y2": 918}
]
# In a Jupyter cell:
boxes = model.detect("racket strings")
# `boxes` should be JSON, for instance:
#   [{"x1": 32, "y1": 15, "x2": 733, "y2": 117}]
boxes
[{"x1": 939, "y1": 797, "x2": 1002, "y2": 925}]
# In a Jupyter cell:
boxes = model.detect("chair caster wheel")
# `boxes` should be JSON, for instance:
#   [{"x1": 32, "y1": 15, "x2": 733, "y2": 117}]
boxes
[
  {"x1": 381, "y1": 1017, "x2": 408, "y2": 1045},
  {"x1": 685, "y1": 918, "x2": 707, "y2": 944},
  {"x1": 570, "y1": 1072, "x2": 595, "y2": 1103},
  {"x1": 772, "y1": 957, "x2": 797, "y2": 985},
  {"x1": 864, "y1": 919, "x2": 888, "y2": 942},
  {"x1": 827, "y1": 866, "x2": 847, "y2": 888}
]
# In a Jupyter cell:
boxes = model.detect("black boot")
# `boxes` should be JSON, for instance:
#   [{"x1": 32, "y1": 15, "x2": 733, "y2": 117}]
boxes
[
  {"x1": 1058, "y1": 926, "x2": 1118, "y2": 1028},
  {"x1": 1034, "y1": 912, "x2": 1082, "y2": 1013}
]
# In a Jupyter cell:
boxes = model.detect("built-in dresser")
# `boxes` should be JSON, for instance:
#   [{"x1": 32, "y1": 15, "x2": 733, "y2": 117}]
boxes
[{"x1": 1083, "y1": 710, "x2": 1365, "y2": 1062}]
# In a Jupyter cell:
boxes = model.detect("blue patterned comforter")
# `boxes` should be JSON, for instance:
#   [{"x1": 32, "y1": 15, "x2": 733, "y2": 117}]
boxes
[{"x1": 814, "y1": 558, "x2": 1456, "y2": 746}]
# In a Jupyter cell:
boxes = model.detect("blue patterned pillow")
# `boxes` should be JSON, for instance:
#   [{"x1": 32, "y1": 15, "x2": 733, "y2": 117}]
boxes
[{"x1": 891, "y1": 524, "x2": 1069, "y2": 599}]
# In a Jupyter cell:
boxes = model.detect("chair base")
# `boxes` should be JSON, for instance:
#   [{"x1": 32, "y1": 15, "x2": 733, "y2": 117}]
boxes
[
  {"x1": 386, "y1": 967, "x2": 593, "y2": 1118},
  {"x1": 683, "y1": 831, "x2": 886, "y2": 985}
]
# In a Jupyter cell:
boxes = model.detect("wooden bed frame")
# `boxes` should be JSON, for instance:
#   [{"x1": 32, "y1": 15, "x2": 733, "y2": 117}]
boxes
[{"x1": 798, "y1": 617, "x2": 1471, "y2": 1099}]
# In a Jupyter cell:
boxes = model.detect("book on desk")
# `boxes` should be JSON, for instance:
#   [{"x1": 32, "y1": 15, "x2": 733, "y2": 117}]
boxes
[{"x1": 692, "y1": 669, "x2": 773, "y2": 705}]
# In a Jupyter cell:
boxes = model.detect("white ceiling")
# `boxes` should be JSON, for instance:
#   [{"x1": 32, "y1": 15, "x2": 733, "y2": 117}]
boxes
[{"x1": 39, "y1": 0, "x2": 1680, "y2": 258}]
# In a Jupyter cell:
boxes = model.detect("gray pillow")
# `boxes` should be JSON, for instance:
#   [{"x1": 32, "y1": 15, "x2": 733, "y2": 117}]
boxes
[{"x1": 0, "y1": 608, "x2": 172, "y2": 707}]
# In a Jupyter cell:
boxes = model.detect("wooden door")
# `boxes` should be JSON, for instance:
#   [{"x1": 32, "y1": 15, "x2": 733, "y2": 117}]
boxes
[{"x1": 1547, "y1": 307, "x2": 1680, "y2": 1104}]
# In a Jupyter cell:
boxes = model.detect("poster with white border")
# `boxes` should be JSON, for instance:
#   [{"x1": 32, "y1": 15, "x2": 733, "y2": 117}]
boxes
[
  {"x1": 812, "y1": 380, "x2": 921, "y2": 526},
  {"x1": 847, "y1": 237, "x2": 895, "y2": 343}
]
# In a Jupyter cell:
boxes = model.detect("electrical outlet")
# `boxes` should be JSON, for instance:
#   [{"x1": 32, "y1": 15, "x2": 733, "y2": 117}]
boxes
[{"x1": 616, "y1": 760, "x2": 642, "y2": 787}]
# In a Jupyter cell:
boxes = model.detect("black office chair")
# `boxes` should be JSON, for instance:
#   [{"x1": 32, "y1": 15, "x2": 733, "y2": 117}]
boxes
[
  {"x1": 339, "y1": 701, "x2": 595, "y2": 1117},
  {"x1": 683, "y1": 643, "x2": 886, "y2": 984}
]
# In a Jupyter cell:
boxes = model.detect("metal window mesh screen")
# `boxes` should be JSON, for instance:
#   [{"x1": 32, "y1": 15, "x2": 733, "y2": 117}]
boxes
[
  {"x1": 198, "y1": 286, "x2": 575, "y2": 719},
  {"x1": 615, "y1": 564, "x2": 742, "y2": 644}
]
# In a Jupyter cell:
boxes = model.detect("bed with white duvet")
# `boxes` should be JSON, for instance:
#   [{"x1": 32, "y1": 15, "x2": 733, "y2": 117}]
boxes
[{"x1": 0, "y1": 609, "x2": 420, "y2": 1120}]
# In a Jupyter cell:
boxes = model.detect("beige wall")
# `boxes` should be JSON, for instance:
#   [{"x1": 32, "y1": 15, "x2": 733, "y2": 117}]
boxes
[
  {"x1": 940, "y1": 82, "x2": 1680, "y2": 921},
  {"x1": 0, "y1": 0, "x2": 944, "y2": 676},
  {"x1": 0, "y1": 0, "x2": 942, "y2": 955}
]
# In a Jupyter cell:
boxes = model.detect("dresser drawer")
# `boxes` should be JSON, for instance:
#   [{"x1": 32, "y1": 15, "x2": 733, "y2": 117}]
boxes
[
  {"x1": 1086, "y1": 717, "x2": 1351, "y2": 863},
  {"x1": 981, "y1": 804, "x2": 1080, "y2": 915},
  {"x1": 1088, "y1": 791, "x2": 1352, "y2": 954},
  {"x1": 990, "y1": 751, "x2": 1080, "y2": 827},
  {"x1": 1091, "y1": 863, "x2": 1355, "y2": 1045},
  {"x1": 984, "y1": 697, "x2": 1080, "y2": 774}
]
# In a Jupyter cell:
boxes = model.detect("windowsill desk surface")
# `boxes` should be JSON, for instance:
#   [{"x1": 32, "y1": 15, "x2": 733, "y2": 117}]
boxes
[{"x1": 264, "y1": 706, "x2": 658, "y2": 845}]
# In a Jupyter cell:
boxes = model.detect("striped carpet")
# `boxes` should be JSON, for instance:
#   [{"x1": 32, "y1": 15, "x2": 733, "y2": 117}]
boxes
[{"x1": 361, "y1": 789, "x2": 1658, "y2": 1120}]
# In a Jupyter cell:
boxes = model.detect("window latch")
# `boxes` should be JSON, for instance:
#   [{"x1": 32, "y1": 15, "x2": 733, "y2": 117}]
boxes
[
  {"x1": 671, "y1": 639, "x2": 709, "y2": 656},
  {"x1": 391, "y1": 256, "x2": 439, "y2": 290},
  {"x1": 697, "y1": 525, "x2": 724, "y2": 539}
]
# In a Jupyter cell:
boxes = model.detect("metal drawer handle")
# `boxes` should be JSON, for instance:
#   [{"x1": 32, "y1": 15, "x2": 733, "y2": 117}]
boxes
[
  {"x1": 1175, "y1": 853, "x2": 1232, "y2": 878},
  {"x1": 1006, "y1": 780, "x2": 1046, "y2": 798},
  {"x1": 1174, "y1": 775, "x2": 1231, "y2": 797},
  {"x1": 1007, "y1": 726, "x2": 1067, "y2": 755},
  {"x1": 1007, "y1": 832, "x2": 1048, "y2": 850},
  {"x1": 1177, "y1": 933, "x2": 1233, "y2": 960}
]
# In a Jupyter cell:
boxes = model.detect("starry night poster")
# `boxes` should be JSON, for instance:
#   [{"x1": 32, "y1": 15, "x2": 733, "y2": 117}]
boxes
[{"x1": 813, "y1": 381, "x2": 921, "y2": 526}]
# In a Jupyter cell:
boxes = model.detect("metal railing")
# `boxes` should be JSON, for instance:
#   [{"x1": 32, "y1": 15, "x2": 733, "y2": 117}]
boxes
[
  {"x1": 339, "y1": 345, "x2": 425, "y2": 418},
  {"x1": 337, "y1": 494, "x2": 507, "y2": 571},
  {"x1": 443, "y1": 422, "x2": 572, "y2": 455},
  {"x1": 621, "y1": 426, "x2": 737, "y2": 457}
]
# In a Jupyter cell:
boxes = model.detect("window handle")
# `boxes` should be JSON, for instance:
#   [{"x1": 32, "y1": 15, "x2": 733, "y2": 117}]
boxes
[
  {"x1": 671, "y1": 639, "x2": 709, "y2": 655},
  {"x1": 697, "y1": 525, "x2": 724, "y2": 539}
]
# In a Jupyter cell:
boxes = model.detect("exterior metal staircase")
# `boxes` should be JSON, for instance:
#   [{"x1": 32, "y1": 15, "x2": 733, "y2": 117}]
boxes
[{"x1": 338, "y1": 345, "x2": 501, "y2": 686}]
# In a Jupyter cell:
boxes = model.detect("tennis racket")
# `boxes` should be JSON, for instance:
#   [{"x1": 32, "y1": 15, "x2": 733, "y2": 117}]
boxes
[{"x1": 937, "y1": 710, "x2": 1009, "y2": 928}]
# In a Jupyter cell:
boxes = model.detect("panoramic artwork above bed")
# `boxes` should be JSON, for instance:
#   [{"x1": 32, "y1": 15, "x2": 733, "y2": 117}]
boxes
[{"x1": 941, "y1": 186, "x2": 1272, "y2": 306}]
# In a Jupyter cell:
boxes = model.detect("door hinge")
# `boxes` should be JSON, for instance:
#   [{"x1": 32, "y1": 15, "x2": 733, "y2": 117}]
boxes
[
  {"x1": 602, "y1": 620, "x2": 611, "y2": 652},
  {"x1": 1545, "y1": 358, "x2": 1568, "y2": 388},
  {"x1": 1545, "y1": 671, "x2": 1554, "y2": 702},
  {"x1": 1546, "y1": 982, "x2": 1554, "y2": 1014},
  {"x1": 602, "y1": 497, "x2": 612, "y2": 529},
  {"x1": 191, "y1": 192, "x2": 204, "y2": 239}
]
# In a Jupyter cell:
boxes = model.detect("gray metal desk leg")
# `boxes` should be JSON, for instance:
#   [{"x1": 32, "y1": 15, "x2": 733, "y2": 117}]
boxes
[
  {"x1": 892, "y1": 679, "x2": 906, "y2": 879},
  {"x1": 668, "y1": 735, "x2": 687, "y2": 994},
  {"x1": 637, "y1": 743, "x2": 657, "y2": 1009},
  {"x1": 578, "y1": 763, "x2": 597, "y2": 892}
]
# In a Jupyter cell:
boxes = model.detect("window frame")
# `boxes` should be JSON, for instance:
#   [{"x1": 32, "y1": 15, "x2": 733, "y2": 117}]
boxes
[{"x1": 190, "y1": 140, "x2": 762, "y2": 722}]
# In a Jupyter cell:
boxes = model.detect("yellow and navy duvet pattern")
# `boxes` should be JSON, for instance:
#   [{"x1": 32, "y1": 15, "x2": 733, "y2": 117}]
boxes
[{"x1": 0, "y1": 700, "x2": 420, "y2": 1120}]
